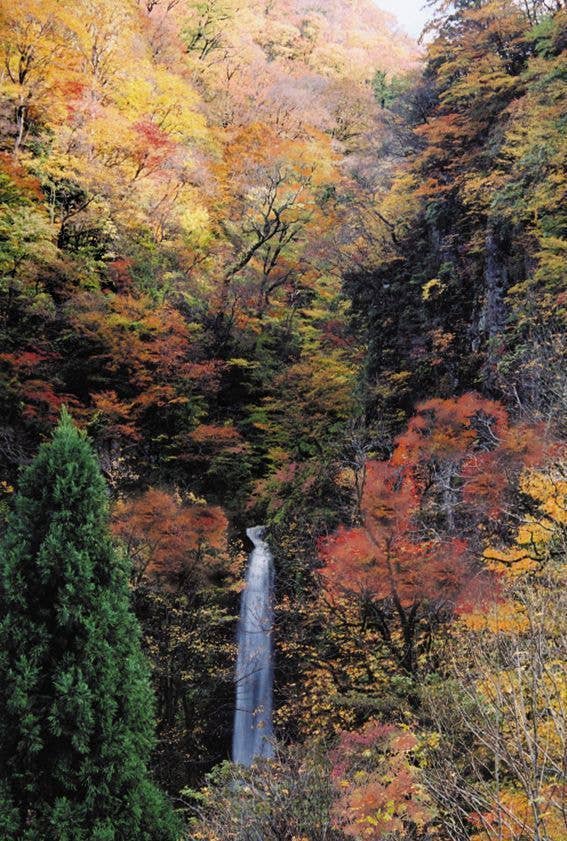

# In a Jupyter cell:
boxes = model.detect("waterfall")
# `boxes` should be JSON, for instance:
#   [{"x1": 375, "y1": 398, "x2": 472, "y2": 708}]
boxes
[{"x1": 232, "y1": 525, "x2": 274, "y2": 765}]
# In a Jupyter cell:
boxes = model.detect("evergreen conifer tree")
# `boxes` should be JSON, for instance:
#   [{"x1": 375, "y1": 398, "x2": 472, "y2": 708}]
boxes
[{"x1": 0, "y1": 410, "x2": 180, "y2": 840}]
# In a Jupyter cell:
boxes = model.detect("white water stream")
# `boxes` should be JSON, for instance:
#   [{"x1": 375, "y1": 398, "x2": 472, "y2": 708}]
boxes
[{"x1": 232, "y1": 526, "x2": 274, "y2": 765}]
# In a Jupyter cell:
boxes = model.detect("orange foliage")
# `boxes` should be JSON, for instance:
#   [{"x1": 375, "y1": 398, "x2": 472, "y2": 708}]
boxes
[
  {"x1": 319, "y1": 395, "x2": 550, "y2": 671},
  {"x1": 69, "y1": 292, "x2": 191, "y2": 386},
  {"x1": 189, "y1": 424, "x2": 246, "y2": 455},
  {"x1": 0, "y1": 350, "x2": 77, "y2": 422},
  {"x1": 320, "y1": 459, "x2": 468, "y2": 608},
  {"x1": 392, "y1": 394, "x2": 546, "y2": 519},
  {"x1": 470, "y1": 784, "x2": 567, "y2": 841},
  {"x1": 112, "y1": 488, "x2": 228, "y2": 589},
  {"x1": 331, "y1": 721, "x2": 432, "y2": 839},
  {"x1": 91, "y1": 391, "x2": 140, "y2": 441},
  {"x1": 0, "y1": 153, "x2": 43, "y2": 199},
  {"x1": 392, "y1": 394, "x2": 507, "y2": 468}
]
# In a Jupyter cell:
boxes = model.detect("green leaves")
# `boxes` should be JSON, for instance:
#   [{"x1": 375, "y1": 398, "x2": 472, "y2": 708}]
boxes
[{"x1": 0, "y1": 412, "x2": 180, "y2": 840}]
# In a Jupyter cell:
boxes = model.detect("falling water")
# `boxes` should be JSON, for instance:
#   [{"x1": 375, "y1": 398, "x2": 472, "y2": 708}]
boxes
[{"x1": 232, "y1": 525, "x2": 275, "y2": 765}]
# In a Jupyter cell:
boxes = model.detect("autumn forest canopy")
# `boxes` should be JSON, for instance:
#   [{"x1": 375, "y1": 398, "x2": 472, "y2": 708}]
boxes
[{"x1": 0, "y1": 0, "x2": 565, "y2": 838}]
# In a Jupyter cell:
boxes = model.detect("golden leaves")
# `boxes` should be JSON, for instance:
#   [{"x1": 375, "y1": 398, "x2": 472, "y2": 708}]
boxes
[
  {"x1": 461, "y1": 600, "x2": 529, "y2": 634},
  {"x1": 484, "y1": 468, "x2": 567, "y2": 579}
]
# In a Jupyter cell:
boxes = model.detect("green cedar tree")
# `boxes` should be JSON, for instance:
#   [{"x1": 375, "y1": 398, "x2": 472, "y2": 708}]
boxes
[{"x1": 0, "y1": 409, "x2": 180, "y2": 840}]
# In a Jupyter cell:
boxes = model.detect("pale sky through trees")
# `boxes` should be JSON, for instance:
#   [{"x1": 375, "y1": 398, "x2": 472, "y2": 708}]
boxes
[{"x1": 376, "y1": 0, "x2": 430, "y2": 38}]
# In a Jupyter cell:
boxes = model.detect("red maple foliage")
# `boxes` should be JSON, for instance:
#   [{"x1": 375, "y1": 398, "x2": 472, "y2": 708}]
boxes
[
  {"x1": 112, "y1": 487, "x2": 229, "y2": 589},
  {"x1": 319, "y1": 395, "x2": 548, "y2": 673},
  {"x1": 330, "y1": 719, "x2": 432, "y2": 840}
]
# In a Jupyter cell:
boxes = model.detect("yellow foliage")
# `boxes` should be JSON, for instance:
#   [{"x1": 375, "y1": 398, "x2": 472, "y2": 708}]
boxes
[
  {"x1": 461, "y1": 600, "x2": 529, "y2": 634},
  {"x1": 470, "y1": 784, "x2": 567, "y2": 841},
  {"x1": 484, "y1": 468, "x2": 566, "y2": 578},
  {"x1": 116, "y1": 67, "x2": 207, "y2": 142},
  {"x1": 421, "y1": 278, "x2": 445, "y2": 301}
]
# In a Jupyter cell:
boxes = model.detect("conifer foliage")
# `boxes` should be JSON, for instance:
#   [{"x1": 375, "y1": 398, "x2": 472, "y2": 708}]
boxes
[{"x1": 0, "y1": 410, "x2": 179, "y2": 840}]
